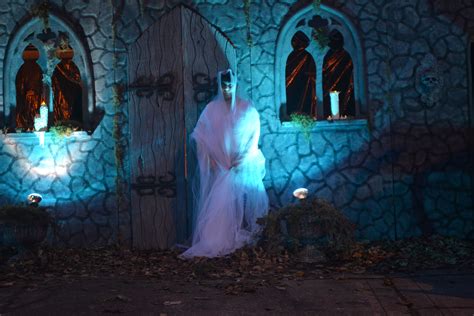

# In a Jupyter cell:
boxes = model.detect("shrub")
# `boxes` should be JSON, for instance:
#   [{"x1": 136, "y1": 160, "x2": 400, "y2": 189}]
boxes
[
  {"x1": 259, "y1": 197, "x2": 355, "y2": 259},
  {"x1": 0, "y1": 205, "x2": 51, "y2": 226}
]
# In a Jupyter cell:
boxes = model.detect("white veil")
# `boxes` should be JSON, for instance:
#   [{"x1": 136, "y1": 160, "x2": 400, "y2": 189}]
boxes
[{"x1": 181, "y1": 69, "x2": 269, "y2": 258}]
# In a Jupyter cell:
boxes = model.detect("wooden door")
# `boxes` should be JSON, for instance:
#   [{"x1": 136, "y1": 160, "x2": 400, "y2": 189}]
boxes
[{"x1": 128, "y1": 5, "x2": 236, "y2": 249}]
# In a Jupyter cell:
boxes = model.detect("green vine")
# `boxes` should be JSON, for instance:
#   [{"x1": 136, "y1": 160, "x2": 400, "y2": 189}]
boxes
[
  {"x1": 243, "y1": 0, "x2": 253, "y2": 47},
  {"x1": 111, "y1": 0, "x2": 126, "y2": 245},
  {"x1": 290, "y1": 113, "x2": 316, "y2": 140},
  {"x1": 49, "y1": 120, "x2": 82, "y2": 139},
  {"x1": 31, "y1": 1, "x2": 50, "y2": 31},
  {"x1": 311, "y1": 0, "x2": 329, "y2": 49},
  {"x1": 312, "y1": 28, "x2": 329, "y2": 49}
]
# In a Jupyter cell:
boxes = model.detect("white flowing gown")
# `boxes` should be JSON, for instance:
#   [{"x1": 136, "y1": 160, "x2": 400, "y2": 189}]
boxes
[{"x1": 181, "y1": 83, "x2": 269, "y2": 258}]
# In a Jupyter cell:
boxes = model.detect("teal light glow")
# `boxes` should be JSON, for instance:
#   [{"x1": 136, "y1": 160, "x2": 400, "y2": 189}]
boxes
[{"x1": 0, "y1": 133, "x2": 92, "y2": 206}]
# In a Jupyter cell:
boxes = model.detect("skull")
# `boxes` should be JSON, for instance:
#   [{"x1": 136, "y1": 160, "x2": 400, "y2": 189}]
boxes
[{"x1": 421, "y1": 73, "x2": 439, "y2": 90}]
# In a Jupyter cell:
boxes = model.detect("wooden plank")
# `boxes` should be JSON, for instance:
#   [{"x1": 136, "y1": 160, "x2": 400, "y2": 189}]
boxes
[
  {"x1": 128, "y1": 5, "x2": 236, "y2": 248},
  {"x1": 129, "y1": 7, "x2": 183, "y2": 249}
]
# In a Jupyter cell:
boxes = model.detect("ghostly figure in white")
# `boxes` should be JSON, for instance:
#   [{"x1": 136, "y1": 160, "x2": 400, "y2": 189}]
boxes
[{"x1": 180, "y1": 69, "x2": 269, "y2": 258}]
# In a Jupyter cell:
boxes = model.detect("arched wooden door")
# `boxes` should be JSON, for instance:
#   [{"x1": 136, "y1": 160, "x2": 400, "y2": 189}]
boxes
[{"x1": 128, "y1": 5, "x2": 236, "y2": 249}]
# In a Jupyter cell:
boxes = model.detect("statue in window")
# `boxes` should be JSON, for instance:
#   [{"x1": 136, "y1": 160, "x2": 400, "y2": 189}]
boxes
[
  {"x1": 323, "y1": 30, "x2": 355, "y2": 118},
  {"x1": 52, "y1": 50, "x2": 83, "y2": 124},
  {"x1": 15, "y1": 44, "x2": 43, "y2": 130},
  {"x1": 285, "y1": 31, "x2": 317, "y2": 119}
]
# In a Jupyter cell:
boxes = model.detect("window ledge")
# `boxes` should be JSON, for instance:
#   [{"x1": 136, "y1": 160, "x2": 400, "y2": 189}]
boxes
[
  {"x1": 1, "y1": 131, "x2": 91, "y2": 141},
  {"x1": 279, "y1": 118, "x2": 368, "y2": 132}
]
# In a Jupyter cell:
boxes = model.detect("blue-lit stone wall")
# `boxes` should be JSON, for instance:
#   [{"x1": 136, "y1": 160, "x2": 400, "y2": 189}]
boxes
[
  {"x1": 245, "y1": 0, "x2": 474, "y2": 239},
  {"x1": 1, "y1": 0, "x2": 473, "y2": 245},
  {"x1": 0, "y1": 132, "x2": 116, "y2": 245}
]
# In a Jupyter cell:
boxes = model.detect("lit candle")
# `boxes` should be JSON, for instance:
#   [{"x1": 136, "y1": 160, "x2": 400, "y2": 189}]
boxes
[
  {"x1": 330, "y1": 91, "x2": 340, "y2": 120},
  {"x1": 34, "y1": 101, "x2": 48, "y2": 131}
]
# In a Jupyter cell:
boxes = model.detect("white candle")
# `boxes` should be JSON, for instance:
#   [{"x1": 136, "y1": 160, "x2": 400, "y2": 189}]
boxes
[
  {"x1": 34, "y1": 102, "x2": 48, "y2": 131},
  {"x1": 330, "y1": 91, "x2": 340, "y2": 119}
]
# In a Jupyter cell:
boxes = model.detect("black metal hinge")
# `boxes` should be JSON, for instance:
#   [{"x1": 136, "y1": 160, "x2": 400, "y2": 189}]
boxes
[{"x1": 131, "y1": 172, "x2": 176, "y2": 198}]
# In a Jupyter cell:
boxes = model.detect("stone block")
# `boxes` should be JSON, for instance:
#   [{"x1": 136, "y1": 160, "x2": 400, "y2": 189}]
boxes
[
  {"x1": 55, "y1": 200, "x2": 76, "y2": 220},
  {"x1": 80, "y1": 16, "x2": 98, "y2": 36},
  {"x1": 402, "y1": 7, "x2": 420, "y2": 28},
  {"x1": 33, "y1": 174, "x2": 56, "y2": 194},
  {"x1": 69, "y1": 161, "x2": 86, "y2": 177},
  {"x1": 0, "y1": 152, "x2": 13, "y2": 174},
  {"x1": 433, "y1": 38, "x2": 448, "y2": 58},
  {"x1": 392, "y1": 56, "x2": 417, "y2": 80},
  {"x1": 410, "y1": 38, "x2": 430, "y2": 55},
  {"x1": 87, "y1": 157, "x2": 105, "y2": 182},
  {"x1": 73, "y1": 202, "x2": 89, "y2": 220},
  {"x1": 90, "y1": 211, "x2": 109, "y2": 226},
  {"x1": 306, "y1": 163, "x2": 325, "y2": 182},
  {"x1": 51, "y1": 179, "x2": 72, "y2": 199},
  {"x1": 335, "y1": 146, "x2": 352, "y2": 166},
  {"x1": 269, "y1": 158, "x2": 289, "y2": 181},
  {"x1": 325, "y1": 172, "x2": 345, "y2": 191},
  {"x1": 11, "y1": 158, "x2": 29, "y2": 178},
  {"x1": 360, "y1": 19, "x2": 375, "y2": 33},
  {"x1": 118, "y1": 22, "x2": 141, "y2": 45},
  {"x1": 80, "y1": 139, "x2": 99, "y2": 152}
]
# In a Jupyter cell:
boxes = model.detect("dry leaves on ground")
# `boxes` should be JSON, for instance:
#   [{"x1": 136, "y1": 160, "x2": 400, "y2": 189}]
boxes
[{"x1": 0, "y1": 235, "x2": 473, "y2": 296}]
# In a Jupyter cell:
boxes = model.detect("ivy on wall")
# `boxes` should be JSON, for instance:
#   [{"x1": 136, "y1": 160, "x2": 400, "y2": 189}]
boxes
[
  {"x1": 111, "y1": 0, "x2": 127, "y2": 245},
  {"x1": 290, "y1": 113, "x2": 316, "y2": 140},
  {"x1": 310, "y1": 1, "x2": 329, "y2": 49},
  {"x1": 31, "y1": 1, "x2": 50, "y2": 31},
  {"x1": 244, "y1": 0, "x2": 252, "y2": 47}
]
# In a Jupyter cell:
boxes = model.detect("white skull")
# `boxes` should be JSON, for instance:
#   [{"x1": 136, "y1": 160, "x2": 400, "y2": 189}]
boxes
[{"x1": 421, "y1": 73, "x2": 439, "y2": 89}]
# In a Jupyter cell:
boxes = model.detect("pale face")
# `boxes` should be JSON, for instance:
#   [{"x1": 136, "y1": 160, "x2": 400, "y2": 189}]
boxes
[{"x1": 221, "y1": 82, "x2": 233, "y2": 101}]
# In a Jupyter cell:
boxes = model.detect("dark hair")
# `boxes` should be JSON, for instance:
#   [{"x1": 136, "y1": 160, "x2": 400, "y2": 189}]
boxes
[{"x1": 220, "y1": 70, "x2": 233, "y2": 84}]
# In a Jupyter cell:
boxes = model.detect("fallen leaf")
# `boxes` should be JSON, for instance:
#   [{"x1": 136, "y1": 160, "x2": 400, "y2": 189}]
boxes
[
  {"x1": 383, "y1": 277, "x2": 394, "y2": 287},
  {"x1": 116, "y1": 295, "x2": 131, "y2": 302},
  {"x1": 294, "y1": 271, "x2": 305, "y2": 277},
  {"x1": 0, "y1": 282, "x2": 15, "y2": 287}
]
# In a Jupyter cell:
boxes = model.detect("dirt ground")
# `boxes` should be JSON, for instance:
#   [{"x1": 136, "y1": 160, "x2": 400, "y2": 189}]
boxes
[
  {"x1": 1, "y1": 237, "x2": 473, "y2": 314},
  {"x1": 1, "y1": 271, "x2": 474, "y2": 314}
]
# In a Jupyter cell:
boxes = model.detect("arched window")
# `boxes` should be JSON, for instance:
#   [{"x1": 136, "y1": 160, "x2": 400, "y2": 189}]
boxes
[
  {"x1": 15, "y1": 44, "x2": 43, "y2": 130},
  {"x1": 276, "y1": 5, "x2": 366, "y2": 122},
  {"x1": 3, "y1": 14, "x2": 94, "y2": 132}
]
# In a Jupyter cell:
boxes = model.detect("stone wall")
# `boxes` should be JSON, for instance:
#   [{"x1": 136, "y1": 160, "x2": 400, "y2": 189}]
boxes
[
  {"x1": 247, "y1": 0, "x2": 474, "y2": 239},
  {"x1": 0, "y1": 0, "x2": 473, "y2": 246}
]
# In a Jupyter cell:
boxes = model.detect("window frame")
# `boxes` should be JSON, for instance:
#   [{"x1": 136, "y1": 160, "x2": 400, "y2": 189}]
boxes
[
  {"x1": 2, "y1": 15, "x2": 95, "y2": 131},
  {"x1": 275, "y1": 4, "x2": 367, "y2": 123}
]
